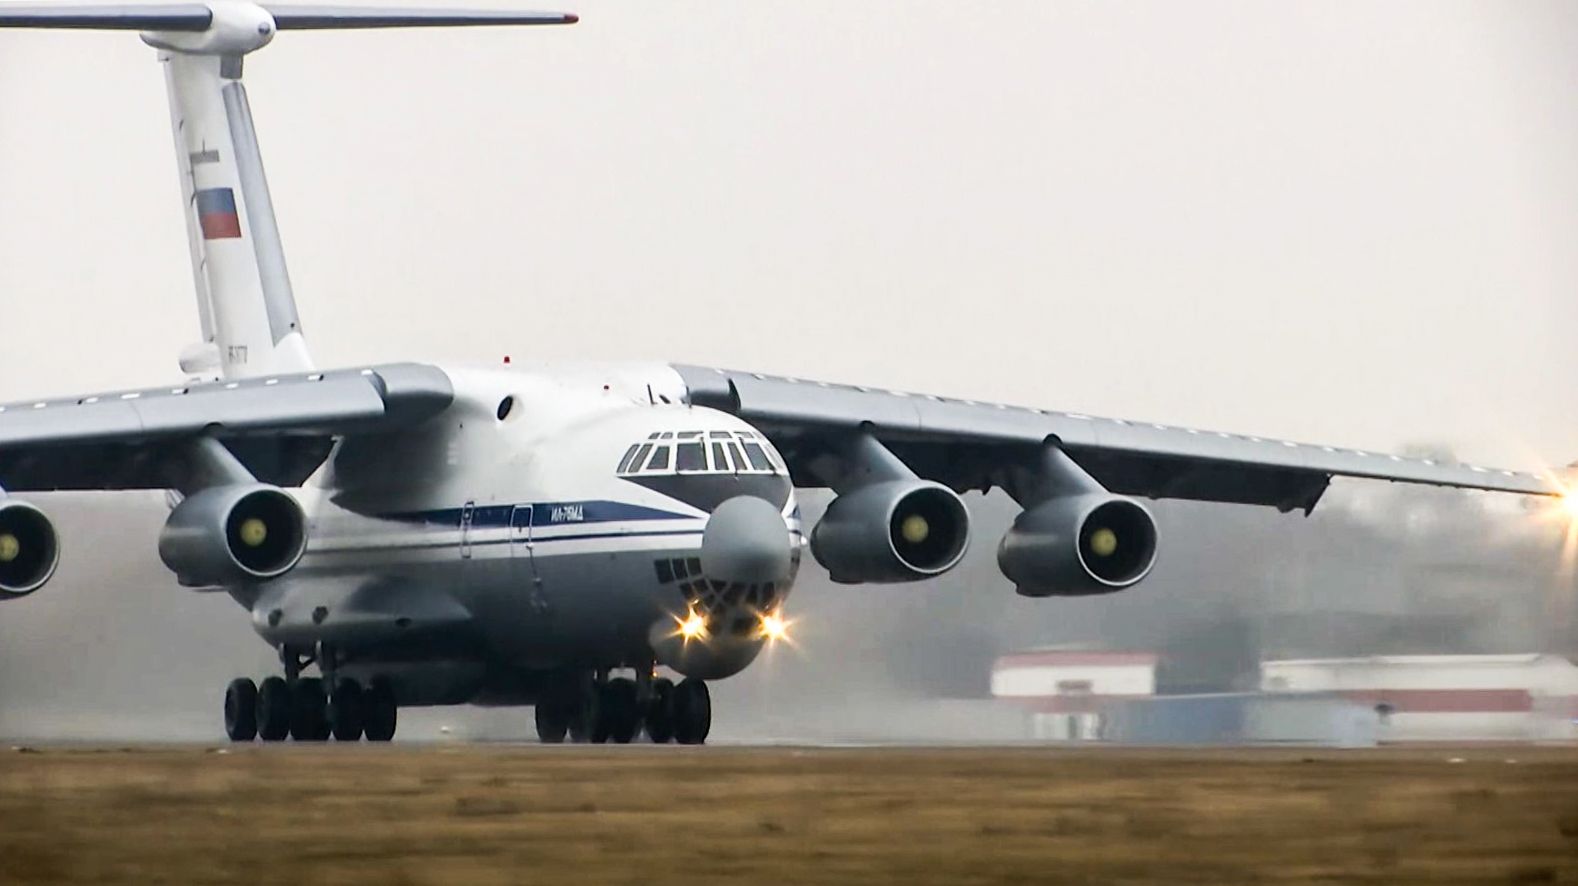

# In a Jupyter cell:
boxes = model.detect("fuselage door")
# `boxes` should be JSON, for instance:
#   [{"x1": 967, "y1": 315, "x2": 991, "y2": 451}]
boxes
[
  {"x1": 510, "y1": 505, "x2": 534, "y2": 561},
  {"x1": 510, "y1": 504, "x2": 548, "y2": 613},
  {"x1": 460, "y1": 500, "x2": 476, "y2": 560}
]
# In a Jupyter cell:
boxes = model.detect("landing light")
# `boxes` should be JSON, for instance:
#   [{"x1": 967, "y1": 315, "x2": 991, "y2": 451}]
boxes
[
  {"x1": 1563, "y1": 491, "x2": 1578, "y2": 520},
  {"x1": 0, "y1": 533, "x2": 17, "y2": 563},
  {"x1": 758, "y1": 610, "x2": 793, "y2": 644},
  {"x1": 757, "y1": 606, "x2": 795, "y2": 641},
  {"x1": 677, "y1": 610, "x2": 708, "y2": 642}
]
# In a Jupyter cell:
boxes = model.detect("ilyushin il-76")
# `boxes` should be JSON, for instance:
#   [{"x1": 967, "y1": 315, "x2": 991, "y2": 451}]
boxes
[{"x1": 0, "y1": 3, "x2": 1559, "y2": 744}]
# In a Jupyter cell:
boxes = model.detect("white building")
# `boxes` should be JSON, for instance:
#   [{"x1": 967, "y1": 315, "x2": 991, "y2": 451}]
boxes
[
  {"x1": 991, "y1": 650, "x2": 1157, "y2": 740},
  {"x1": 1261, "y1": 654, "x2": 1578, "y2": 742}
]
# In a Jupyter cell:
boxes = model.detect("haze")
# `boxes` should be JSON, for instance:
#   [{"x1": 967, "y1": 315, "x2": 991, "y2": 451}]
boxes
[{"x1": 0, "y1": 1, "x2": 1575, "y2": 741}]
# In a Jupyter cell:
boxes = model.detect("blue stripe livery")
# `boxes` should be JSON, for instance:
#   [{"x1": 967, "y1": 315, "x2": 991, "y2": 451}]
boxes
[{"x1": 383, "y1": 499, "x2": 694, "y2": 528}]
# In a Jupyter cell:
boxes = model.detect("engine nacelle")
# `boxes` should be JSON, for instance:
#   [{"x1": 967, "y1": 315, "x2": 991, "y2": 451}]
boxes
[
  {"x1": 997, "y1": 494, "x2": 1157, "y2": 597},
  {"x1": 811, "y1": 480, "x2": 970, "y2": 583},
  {"x1": 0, "y1": 499, "x2": 60, "y2": 598},
  {"x1": 158, "y1": 484, "x2": 307, "y2": 587}
]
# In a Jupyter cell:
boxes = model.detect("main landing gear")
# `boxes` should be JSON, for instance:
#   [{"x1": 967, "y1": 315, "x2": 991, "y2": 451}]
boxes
[
  {"x1": 534, "y1": 672, "x2": 710, "y2": 745},
  {"x1": 223, "y1": 646, "x2": 397, "y2": 742}
]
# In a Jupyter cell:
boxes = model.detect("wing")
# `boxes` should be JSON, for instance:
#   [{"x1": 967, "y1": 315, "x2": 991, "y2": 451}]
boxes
[
  {"x1": 0, "y1": 363, "x2": 452, "y2": 491},
  {"x1": 674, "y1": 366, "x2": 1558, "y2": 512}
]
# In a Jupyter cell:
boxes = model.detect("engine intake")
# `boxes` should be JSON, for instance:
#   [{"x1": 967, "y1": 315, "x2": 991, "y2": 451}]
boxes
[
  {"x1": 159, "y1": 484, "x2": 307, "y2": 587},
  {"x1": 0, "y1": 499, "x2": 59, "y2": 598},
  {"x1": 998, "y1": 494, "x2": 1157, "y2": 596},
  {"x1": 811, "y1": 480, "x2": 970, "y2": 583}
]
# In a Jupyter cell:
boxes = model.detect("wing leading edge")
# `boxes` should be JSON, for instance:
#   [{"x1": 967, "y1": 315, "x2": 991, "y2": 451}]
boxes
[
  {"x1": 674, "y1": 365, "x2": 1559, "y2": 512},
  {"x1": 0, "y1": 363, "x2": 452, "y2": 491}
]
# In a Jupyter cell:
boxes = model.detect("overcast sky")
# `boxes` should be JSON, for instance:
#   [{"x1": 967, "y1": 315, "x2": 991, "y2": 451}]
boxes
[{"x1": 2, "y1": 1, "x2": 1575, "y2": 470}]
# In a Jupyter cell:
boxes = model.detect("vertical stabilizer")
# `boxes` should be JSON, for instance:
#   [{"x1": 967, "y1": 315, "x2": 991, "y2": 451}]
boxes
[
  {"x1": 0, "y1": 2, "x2": 578, "y2": 379},
  {"x1": 162, "y1": 46, "x2": 312, "y2": 379}
]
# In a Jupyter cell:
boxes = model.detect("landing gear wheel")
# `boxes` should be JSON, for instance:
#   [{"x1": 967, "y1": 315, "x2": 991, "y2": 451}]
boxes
[
  {"x1": 535, "y1": 700, "x2": 569, "y2": 744},
  {"x1": 571, "y1": 680, "x2": 599, "y2": 744},
  {"x1": 256, "y1": 676, "x2": 291, "y2": 742},
  {"x1": 328, "y1": 679, "x2": 365, "y2": 742},
  {"x1": 224, "y1": 678, "x2": 258, "y2": 741},
  {"x1": 673, "y1": 678, "x2": 711, "y2": 745},
  {"x1": 363, "y1": 680, "x2": 397, "y2": 742},
  {"x1": 290, "y1": 677, "x2": 329, "y2": 741},
  {"x1": 645, "y1": 678, "x2": 675, "y2": 744},
  {"x1": 601, "y1": 678, "x2": 641, "y2": 744}
]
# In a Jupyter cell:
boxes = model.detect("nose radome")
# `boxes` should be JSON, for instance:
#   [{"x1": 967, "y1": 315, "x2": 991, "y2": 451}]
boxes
[{"x1": 701, "y1": 495, "x2": 793, "y2": 584}]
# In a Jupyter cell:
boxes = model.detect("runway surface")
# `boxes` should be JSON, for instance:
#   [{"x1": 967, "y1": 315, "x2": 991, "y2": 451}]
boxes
[{"x1": 3, "y1": 744, "x2": 1577, "y2": 884}]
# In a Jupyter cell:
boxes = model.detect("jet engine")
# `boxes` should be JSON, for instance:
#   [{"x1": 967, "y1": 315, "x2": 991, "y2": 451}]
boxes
[
  {"x1": 0, "y1": 499, "x2": 60, "y2": 598},
  {"x1": 811, "y1": 480, "x2": 970, "y2": 583},
  {"x1": 997, "y1": 494, "x2": 1157, "y2": 597},
  {"x1": 158, "y1": 484, "x2": 308, "y2": 587}
]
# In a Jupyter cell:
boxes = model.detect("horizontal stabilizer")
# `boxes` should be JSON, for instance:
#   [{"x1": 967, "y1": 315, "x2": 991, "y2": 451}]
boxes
[
  {"x1": 0, "y1": 3, "x2": 575, "y2": 31},
  {"x1": 265, "y1": 5, "x2": 575, "y2": 28},
  {"x1": 0, "y1": 4, "x2": 213, "y2": 30}
]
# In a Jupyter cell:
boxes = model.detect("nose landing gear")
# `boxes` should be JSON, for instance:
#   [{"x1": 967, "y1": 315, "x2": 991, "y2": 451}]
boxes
[{"x1": 532, "y1": 671, "x2": 710, "y2": 745}]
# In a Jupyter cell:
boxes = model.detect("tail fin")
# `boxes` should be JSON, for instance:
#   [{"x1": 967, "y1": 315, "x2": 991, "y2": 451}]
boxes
[
  {"x1": 0, "y1": 3, "x2": 577, "y2": 379},
  {"x1": 166, "y1": 47, "x2": 312, "y2": 378}
]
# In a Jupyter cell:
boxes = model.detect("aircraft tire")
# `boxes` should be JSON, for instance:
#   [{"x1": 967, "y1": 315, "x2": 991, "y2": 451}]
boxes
[
  {"x1": 256, "y1": 677, "x2": 291, "y2": 742},
  {"x1": 589, "y1": 683, "x2": 613, "y2": 744},
  {"x1": 290, "y1": 677, "x2": 329, "y2": 741},
  {"x1": 569, "y1": 678, "x2": 597, "y2": 744},
  {"x1": 363, "y1": 680, "x2": 397, "y2": 742},
  {"x1": 535, "y1": 701, "x2": 569, "y2": 743},
  {"x1": 645, "y1": 678, "x2": 676, "y2": 744},
  {"x1": 224, "y1": 678, "x2": 258, "y2": 741},
  {"x1": 673, "y1": 678, "x2": 711, "y2": 746},
  {"x1": 329, "y1": 679, "x2": 365, "y2": 741},
  {"x1": 603, "y1": 678, "x2": 641, "y2": 744}
]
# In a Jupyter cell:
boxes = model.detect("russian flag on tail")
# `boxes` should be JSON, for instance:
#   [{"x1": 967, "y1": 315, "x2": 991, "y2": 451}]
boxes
[{"x1": 196, "y1": 187, "x2": 242, "y2": 240}]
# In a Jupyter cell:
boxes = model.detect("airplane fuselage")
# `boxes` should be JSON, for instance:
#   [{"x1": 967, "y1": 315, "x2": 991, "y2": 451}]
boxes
[{"x1": 237, "y1": 362, "x2": 803, "y2": 706}]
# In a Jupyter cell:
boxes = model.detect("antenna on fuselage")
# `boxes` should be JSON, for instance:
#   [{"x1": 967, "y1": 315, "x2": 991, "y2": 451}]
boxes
[{"x1": 0, "y1": 3, "x2": 577, "y2": 379}]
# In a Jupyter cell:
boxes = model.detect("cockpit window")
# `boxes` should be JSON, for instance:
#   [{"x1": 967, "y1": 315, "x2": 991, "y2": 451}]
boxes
[
  {"x1": 646, "y1": 446, "x2": 671, "y2": 471},
  {"x1": 676, "y1": 442, "x2": 706, "y2": 472},
  {"x1": 630, "y1": 444, "x2": 653, "y2": 472},
  {"x1": 742, "y1": 442, "x2": 773, "y2": 471},
  {"x1": 617, "y1": 430, "x2": 780, "y2": 477},
  {"x1": 617, "y1": 444, "x2": 641, "y2": 473}
]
